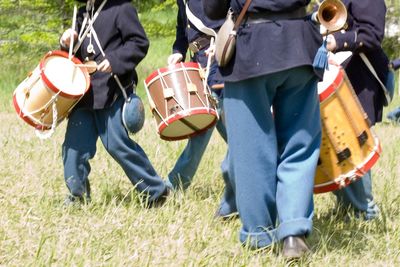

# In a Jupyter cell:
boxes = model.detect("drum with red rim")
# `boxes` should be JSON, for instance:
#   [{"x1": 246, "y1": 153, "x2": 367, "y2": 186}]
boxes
[
  {"x1": 315, "y1": 64, "x2": 381, "y2": 194},
  {"x1": 144, "y1": 62, "x2": 218, "y2": 141},
  {"x1": 13, "y1": 50, "x2": 90, "y2": 131}
]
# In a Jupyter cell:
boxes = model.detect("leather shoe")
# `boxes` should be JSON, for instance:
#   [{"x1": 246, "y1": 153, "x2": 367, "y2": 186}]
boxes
[
  {"x1": 147, "y1": 187, "x2": 170, "y2": 208},
  {"x1": 282, "y1": 235, "x2": 310, "y2": 260}
]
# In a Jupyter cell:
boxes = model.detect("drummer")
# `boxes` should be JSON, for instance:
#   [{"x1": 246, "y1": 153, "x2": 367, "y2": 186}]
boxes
[
  {"x1": 204, "y1": 0, "x2": 323, "y2": 259},
  {"x1": 325, "y1": 0, "x2": 389, "y2": 220},
  {"x1": 166, "y1": 0, "x2": 237, "y2": 219},
  {"x1": 59, "y1": 0, "x2": 168, "y2": 206}
]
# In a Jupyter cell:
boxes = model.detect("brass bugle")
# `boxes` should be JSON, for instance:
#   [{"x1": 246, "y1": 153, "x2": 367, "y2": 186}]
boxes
[{"x1": 312, "y1": 0, "x2": 347, "y2": 33}]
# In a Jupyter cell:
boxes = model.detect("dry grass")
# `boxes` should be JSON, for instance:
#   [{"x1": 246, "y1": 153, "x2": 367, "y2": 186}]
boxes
[
  {"x1": 1, "y1": 101, "x2": 400, "y2": 266},
  {"x1": 1, "y1": 37, "x2": 400, "y2": 266}
]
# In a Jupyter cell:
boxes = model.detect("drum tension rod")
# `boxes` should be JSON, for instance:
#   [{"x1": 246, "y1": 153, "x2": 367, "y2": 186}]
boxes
[
  {"x1": 357, "y1": 131, "x2": 368, "y2": 146},
  {"x1": 336, "y1": 148, "x2": 351, "y2": 164}
]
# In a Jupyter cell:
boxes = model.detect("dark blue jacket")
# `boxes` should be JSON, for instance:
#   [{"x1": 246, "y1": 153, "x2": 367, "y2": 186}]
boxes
[
  {"x1": 332, "y1": 0, "x2": 389, "y2": 125},
  {"x1": 74, "y1": 0, "x2": 149, "y2": 109},
  {"x1": 203, "y1": 0, "x2": 322, "y2": 82},
  {"x1": 172, "y1": 0, "x2": 224, "y2": 57}
]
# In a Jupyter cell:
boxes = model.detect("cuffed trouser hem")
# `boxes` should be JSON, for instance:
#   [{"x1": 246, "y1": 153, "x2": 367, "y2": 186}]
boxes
[
  {"x1": 277, "y1": 218, "x2": 313, "y2": 240},
  {"x1": 239, "y1": 228, "x2": 278, "y2": 249}
]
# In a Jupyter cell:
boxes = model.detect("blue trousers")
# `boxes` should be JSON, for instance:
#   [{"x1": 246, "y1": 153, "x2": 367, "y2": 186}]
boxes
[
  {"x1": 62, "y1": 96, "x2": 167, "y2": 202},
  {"x1": 333, "y1": 170, "x2": 380, "y2": 220},
  {"x1": 224, "y1": 67, "x2": 321, "y2": 249},
  {"x1": 166, "y1": 49, "x2": 237, "y2": 215},
  {"x1": 166, "y1": 93, "x2": 237, "y2": 216},
  {"x1": 166, "y1": 118, "x2": 225, "y2": 189}
]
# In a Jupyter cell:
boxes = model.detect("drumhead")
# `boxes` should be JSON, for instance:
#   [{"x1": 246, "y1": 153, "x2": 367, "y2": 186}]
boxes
[
  {"x1": 145, "y1": 62, "x2": 202, "y2": 86},
  {"x1": 41, "y1": 51, "x2": 90, "y2": 98},
  {"x1": 159, "y1": 108, "x2": 217, "y2": 141},
  {"x1": 317, "y1": 64, "x2": 343, "y2": 102}
]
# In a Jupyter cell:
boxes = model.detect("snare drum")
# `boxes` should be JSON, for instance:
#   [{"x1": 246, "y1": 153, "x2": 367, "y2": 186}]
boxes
[
  {"x1": 144, "y1": 62, "x2": 218, "y2": 141},
  {"x1": 315, "y1": 64, "x2": 381, "y2": 194},
  {"x1": 13, "y1": 50, "x2": 90, "y2": 131}
]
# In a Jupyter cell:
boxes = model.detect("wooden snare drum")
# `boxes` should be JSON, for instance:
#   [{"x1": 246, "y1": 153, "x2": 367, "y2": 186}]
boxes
[
  {"x1": 144, "y1": 62, "x2": 218, "y2": 141},
  {"x1": 315, "y1": 64, "x2": 381, "y2": 193}
]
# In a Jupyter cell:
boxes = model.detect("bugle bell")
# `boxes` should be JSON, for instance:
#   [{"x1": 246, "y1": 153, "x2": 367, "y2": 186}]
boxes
[{"x1": 313, "y1": 0, "x2": 347, "y2": 32}]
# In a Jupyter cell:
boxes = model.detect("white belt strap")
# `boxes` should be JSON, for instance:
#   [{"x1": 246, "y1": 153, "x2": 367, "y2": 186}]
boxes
[
  {"x1": 185, "y1": 3, "x2": 217, "y2": 37},
  {"x1": 90, "y1": 19, "x2": 130, "y2": 101},
  {"x1": 73, "y1": 0, "x2": 108, "y2": 54},
  {"x1": 360, "y1": 52, "x2": 391, "y2": 104}
]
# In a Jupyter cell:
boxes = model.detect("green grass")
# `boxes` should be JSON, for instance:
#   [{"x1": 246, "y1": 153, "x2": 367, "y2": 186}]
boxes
[
  {"x1": 1, "y1": 96, "x2": 400, "y2": 265},
  {"x1": 2, "y1": 18, "x2": 400, "y2": 267}
]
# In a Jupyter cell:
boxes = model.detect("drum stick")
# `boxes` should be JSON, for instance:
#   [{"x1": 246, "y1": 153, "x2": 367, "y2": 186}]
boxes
[
  {"x1": 74, "y1": 62, "x2": 98, "y2": 74},
  {"x1": 74, "y1": 63, "x2": 95, "y2": 67},
  {"x1": 69, "y1": 5, "x2": 77, "y2": 59},
  {"x1": 203, "y1": 37, "x2": 215, "y2": 89}
]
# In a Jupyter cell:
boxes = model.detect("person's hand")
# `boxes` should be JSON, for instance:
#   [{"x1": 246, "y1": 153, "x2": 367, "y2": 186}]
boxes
[
  {"x1": 326, "y1": 34, "x2": 337, "y2": 52},
  {"x1": 167, "y1": 53, "x2": 183, "y2": 65},
  {"x1": 60, "y1": 28, "x2": 78, "y2": 47},
  {"x1": 97, "y1": 59, "x2": 112, "y2": 73}
]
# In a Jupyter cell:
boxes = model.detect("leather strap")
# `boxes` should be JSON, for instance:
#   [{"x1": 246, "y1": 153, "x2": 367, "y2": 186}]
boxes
[{"x1": 233, "y1": 0, "x2": 253, "y2": 32}]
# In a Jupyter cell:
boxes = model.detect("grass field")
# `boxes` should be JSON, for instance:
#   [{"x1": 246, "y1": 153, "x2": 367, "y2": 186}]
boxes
[{"x1": 1, "y1": 35, "x2": 400, "y2": 266}]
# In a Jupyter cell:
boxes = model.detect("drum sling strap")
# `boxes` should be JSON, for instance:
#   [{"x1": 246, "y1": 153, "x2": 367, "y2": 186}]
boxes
[
  {"x1": 74, "y1": 0, "x2": 133, "y2": 101},
  {"x1": 184, "y1": 1, "x2": 217, "y2": 37},
  {"x1": 360, "y1": 52, "x2": 394, "y2": 106},
  {"x1": 89, "y1": 20, "x2": 133, "y2": 101},
  {"x1": 184, "y1": 1, "x2": 218, "y2": 96},
  {"x1": 73, "y1": 0, "x2": 108, "y2": 55}
]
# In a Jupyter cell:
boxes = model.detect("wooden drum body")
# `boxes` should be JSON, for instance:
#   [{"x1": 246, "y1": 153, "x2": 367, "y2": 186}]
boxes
[
  {"x1": 144, "y1": 62, "x2": 217, "y2": 141},
  {"x1": 315, "y1": 64, "x2": 381, "y2": 193},
  {"x1": 13, "y1": 50, "x2": 90, "y2": 130}
]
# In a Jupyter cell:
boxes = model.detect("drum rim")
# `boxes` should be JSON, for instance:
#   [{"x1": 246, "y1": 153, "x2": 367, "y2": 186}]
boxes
[
  {"x1": 40, "y1": 50, "x2": 91, "y2": 99},
  {"x1": 314, "y1": 137, "x2": 382, "y2": 194},
  {"x1": 144, "y1": 62, "x2": 202, "y2": 85},
  {"x1": 157, "y1": 107, "x2": 218, "y2": 141},
  {"x1": 318, "y1": 65, "x2": 344, "y2": 103}
]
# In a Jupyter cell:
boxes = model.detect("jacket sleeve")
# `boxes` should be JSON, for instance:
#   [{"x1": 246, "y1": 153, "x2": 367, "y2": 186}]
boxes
[
  {"x1": 172, "y1": 0, "x2": 189, "y2": 56},
  {"x1": 332, "y1": 0, "x2": 386, "y2": 53},
  {"x1": 106, "y1": 2, "x2": 149, "y2": 76},
  {"x1": 202, "y1": 0, "x2": 230, "y2": 20}
]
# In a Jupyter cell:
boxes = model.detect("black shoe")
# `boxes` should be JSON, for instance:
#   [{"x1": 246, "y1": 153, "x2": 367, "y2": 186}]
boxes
[
  {"x1": 147, "y1": 187, "x2": 170, "y2": 208},
  {"x1": 63, "y1": 194, "x2": 90, "y2": 207},
  {"x1": 282, "y1": 235, "x2": 310, "y2": 260}
]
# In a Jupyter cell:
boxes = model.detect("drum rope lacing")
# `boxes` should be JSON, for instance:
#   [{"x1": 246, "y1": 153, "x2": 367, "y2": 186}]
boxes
[{"x1": 35, "y1": 97, "x2": 58, "y2": 140}]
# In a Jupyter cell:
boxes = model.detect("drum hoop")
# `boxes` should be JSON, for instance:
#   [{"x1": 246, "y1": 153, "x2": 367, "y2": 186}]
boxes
[
  {"x1": 314, "y1": 137, "x2": 382, "y2": 194},
  {"x1": 158, "y1": 107, "x2": 218, "y2": 141},
  {"x1": 144, "y1": 62, "x2": 202, "y2": 86},
  {"x1": 319, "y1": 66, "x2": 344, "y2": 102},
  {"x1": 13, "y1": 94, "x2": 51, "y2": 130},
  {"x1": 39, "y1": 50, "x2": 91, "y2": 99}
]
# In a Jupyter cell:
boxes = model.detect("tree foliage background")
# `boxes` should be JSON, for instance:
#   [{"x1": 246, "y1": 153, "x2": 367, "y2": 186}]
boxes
[
  {"x1": 0, "y1": 0, "x2": 175, "y2": 55},
  {"x1": 0, "y1": 0, "x2": 399, "y2": 59}
]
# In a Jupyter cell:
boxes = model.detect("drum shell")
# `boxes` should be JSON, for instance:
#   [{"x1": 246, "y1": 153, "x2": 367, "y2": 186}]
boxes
[
  {"x1": 13, "y1": 50, "x2": 90, "y2": 130},
  {"x1": 144, "y1": 62, "x2": 217, "y2": 141},
  {"x1": 315, "y1": 65, "x2": 381, "y2": 193}
]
